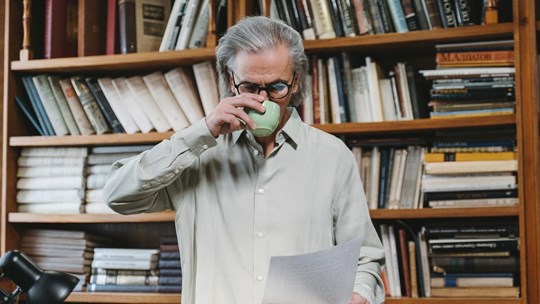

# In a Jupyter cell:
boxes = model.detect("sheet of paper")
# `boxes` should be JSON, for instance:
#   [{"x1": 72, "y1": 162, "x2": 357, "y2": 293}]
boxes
[{"x1": 261, "y1": 238, "x2": 362, "y2": 304}]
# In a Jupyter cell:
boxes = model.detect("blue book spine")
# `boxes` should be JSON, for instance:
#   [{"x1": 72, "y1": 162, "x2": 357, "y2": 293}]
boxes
[
  {"x1": 21, "y1": 76, "x2": 55, "y2": 135},
  {"x1": 15, "y1": 96, "x2": 44, "y2": 135},
  {"x1": 385, "y1": 0, "x2": 409, "y2": 32},
  {"x1": 332, "y1": 56, "x2": 350, "y2": 122}
]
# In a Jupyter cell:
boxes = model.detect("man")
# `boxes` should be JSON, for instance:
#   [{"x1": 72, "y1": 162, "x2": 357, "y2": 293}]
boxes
[{"x1": 103, "y1": 16, "x2": 385, "y2": 304}]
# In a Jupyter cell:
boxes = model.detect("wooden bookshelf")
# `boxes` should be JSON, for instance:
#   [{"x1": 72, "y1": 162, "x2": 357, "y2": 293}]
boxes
[{"x1": 1, "y1": 0, "x2": 539, "y2": 303}]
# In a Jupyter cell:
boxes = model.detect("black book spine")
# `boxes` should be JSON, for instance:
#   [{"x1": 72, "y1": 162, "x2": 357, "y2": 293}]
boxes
[
  {"x1": 85, "y1": 77, "x2": 125, "y2": 133},
  {"x1": 436, "y1": 0, "x2": 458, "y2": 28}
]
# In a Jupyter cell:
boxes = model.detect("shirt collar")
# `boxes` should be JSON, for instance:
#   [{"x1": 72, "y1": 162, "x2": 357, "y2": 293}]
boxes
[{"x1": 232, "y1": 107, "x2": 302, "y2": 148}]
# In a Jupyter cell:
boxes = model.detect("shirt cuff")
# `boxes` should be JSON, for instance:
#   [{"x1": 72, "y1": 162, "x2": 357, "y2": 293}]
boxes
[{"x1": 173, "y1": 118, "x2": 217, "y2": 156}]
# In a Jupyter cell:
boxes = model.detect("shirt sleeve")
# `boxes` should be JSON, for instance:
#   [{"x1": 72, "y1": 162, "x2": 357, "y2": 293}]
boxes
[
  {"x1": 102, "y1": 118, "x2": 217, "y2": 215},
  {"x1": 332, "y1": 148, "x2": 386, "y2": 304}
]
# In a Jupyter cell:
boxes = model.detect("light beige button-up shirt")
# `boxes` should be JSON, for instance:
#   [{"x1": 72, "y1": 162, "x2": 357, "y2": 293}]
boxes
[{"x1": 103, "y1": 108, "x2": 385, "y2": 304}]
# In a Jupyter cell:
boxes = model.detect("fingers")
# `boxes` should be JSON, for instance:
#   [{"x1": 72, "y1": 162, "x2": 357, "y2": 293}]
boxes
[{"x1": 206, "y1": 94, "x2": 266, "y2": 136}]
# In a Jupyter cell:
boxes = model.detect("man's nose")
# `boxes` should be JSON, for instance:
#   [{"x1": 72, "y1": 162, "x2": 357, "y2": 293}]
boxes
[{"x1": 259, "y1": 89, "x2": 269, "y2": 100}]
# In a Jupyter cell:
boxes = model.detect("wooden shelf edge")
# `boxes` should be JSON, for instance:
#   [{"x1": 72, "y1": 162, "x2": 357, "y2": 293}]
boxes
[
  {"x1": 66, "y1": 292, "x2": 180, "y2": 303},
  {"x1": 384, "y1": 297, "x2": 521, "y2": 304},
  {"x1": 314, "y1": 114, "x2": 516, "y2": 135},
  {"x1": 370, "y1": 206, "x2": 520, "y2": 219},
  {"x1": 8, "y1": 212, "x2": 175, "y2": 223},
  {"x1": 11, "y1": 48, "x2": 216, "y2": 73},
  {"x1": 304, "y1": 23, "x2": 514, "y2": 53},
  {"x1": 9, "y1": 115, "x2": 516, "y2": 147}
]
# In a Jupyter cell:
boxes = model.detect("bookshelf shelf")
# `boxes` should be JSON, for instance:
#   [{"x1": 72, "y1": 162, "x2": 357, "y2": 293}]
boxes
[
  {"x1": 315, "y1": 115, "x2": 516, "y2": 135},
  {"x1": 65, "y1": 292, "x2": 180, "y2": 303},
  {"x1": 9, "y1": 115, "x2": 516, "y2": 147},
  {"x1": 10, "y1": 48, "x2": 215, "y2": 73},
  {"x1": 303, "y1": 23, "x2": 514, "y2": 54},
  {"x1": 8, "y1": 212, "x2": 175, "y2": 223},
  {"x1": 370, "y1": 206, "x2": 520, "y2": 219}
]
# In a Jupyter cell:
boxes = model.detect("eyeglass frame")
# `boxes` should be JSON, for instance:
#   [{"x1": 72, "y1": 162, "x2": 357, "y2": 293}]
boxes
[{"x1": 230, "y1": 71, "x2": 296, "y2": 99}]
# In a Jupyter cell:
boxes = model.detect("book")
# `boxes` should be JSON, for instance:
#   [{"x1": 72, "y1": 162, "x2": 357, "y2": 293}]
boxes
[
  {"x1": 87, "y1": 284, "x2": 160, "y2": 292},
  {"x1": 423, "y1": 159, "x2": 518, "y2": 174},
  {"x1": 163, "y1": 67, "x2": 205, "y2": 124},
  {"x1": 118, "y1": 0, "x2": 137, "y2": 53},
  {"x1": 18, "y1": 202, "x2": 84, "y2": 214},
  {"x1": 106, "y1": 0, "x2": 119, "y2": 54},
  {"x1": 142, "y1": 71, "x2": 190, "y2": 130},
  {"x1": 126, "y1": 75, "x2": 172, "y2": 132},
  {"x1": 159, "y1": 0, "x2": 188, "y2": 51},
  {"x1": 70, "y1": 75, "x2": 111, "y2": 134},
  {"x1": 93, "y1": 248, "x2": 159, "y2": 260},
  {"x1": 430, "y1": 286, "x2": 519, "y2": 298},
  {"x1": 112, "y1": 77, "x2": 154, "y2": 133},
  {"x1": 21, "y1": 76, "x2": 55, "y2": 135},
  {"x1": 428, "y1": 237, "x2": 519, "y2": 254},
  {"x1": 91, "y1": 259, "x2": 158, "y2": 270},
  {"x1": 192, "y1": 61, "x2": 220, "y2": 115},
  {"x1": 421, "y1": 174, "x2": 517, "y2": 192},
  {"x1": 309, "y1": 0, "x2": 337, "y2": 38},
  {"x1": 174, "y1": 0, "x2": 202, "y2": 50},
  {"x1": 385, "y1": 0, "x2": 408, "y2": 32},
  {"x1": 97, "y1": 77, "x2": 140, "y2": 134},
  {"x1": 90, "y1": 145, "x2": 154, "y2": 154},
  {"x1": 78, "y1": 0, "x2": 108, "y2": 56},
  {"x1": 424, "y1": 151, "x2": 517, "y2": 162},
  {"x1": 32, "y1": 74, "x2": 71, "y2": 136},
  {"x1": 58, "y1": 78, "x2": 96, "y2": 135},
  {"x1": 44, "y1": 0, "x2": 77, "y2": 58},
  {"x1": 15, "y1": 95, "x2": 44, "y2": 135},
  {"x1": 135, "y1": 0, "x2": 171, "y2": 52},
  {"x1": 187, "y1": 0, "x2": 209, "y2": 49},
  {"x1": 17, "y1": 176, "x2": 85, "y2": 190},
  {"x1": 430, "y1": 273, "x2": 514, "y2": 287},
  {"x1": 17, "y1": 189, "x2": 83, "y2": 204},
  {"x1": 436, "y1": 0, "x2": 457, "y2": 28},
  {"x1": 424, "y1": 189, "x2": 518, "y2": 203},
  {"x1": 431, "y1": 255, "x2": 520, "y2": 273},
  {"x1": 18, "y1": 156, "x2": 86, "y2": 167},
  {"x1": 86, "y1": 77, "x2": 125, "y2": 133},
  {"x1": 408, "y1": 241, "x2": 419, "y2": 297},
  {"x1": 398, "y1": 229, "x2": 412, "y2": 297},
  {"x1": 48, "y1": 75, "x2": 81, "y2": 135},
  {"x1": 90, "y1": 273, "x2": 159, "y2": 285}
]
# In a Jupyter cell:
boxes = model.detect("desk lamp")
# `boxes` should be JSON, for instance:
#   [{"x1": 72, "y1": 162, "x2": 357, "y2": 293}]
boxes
[{"x1": 0, "y1": 250, "x2": 79, "y2": 304}]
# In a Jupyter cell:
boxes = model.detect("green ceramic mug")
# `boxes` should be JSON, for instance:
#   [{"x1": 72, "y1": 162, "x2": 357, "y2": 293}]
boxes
[{"x1": 244, "y1": 100, "x2": 281, "y2": 137}]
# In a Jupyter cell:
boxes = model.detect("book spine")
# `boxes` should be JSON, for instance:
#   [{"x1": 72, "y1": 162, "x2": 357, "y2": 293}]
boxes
[
  {"x1": 423, "y1": 0, "x2": 443, "y2": 28},
  {"x1": 57, "y1": 78, "x2": 96, "y2": 135},
  {"x1": 86, "y1": 77, "x2": 125, "y2": 133},
  {"x1": 187, "y1": 0, "x2": 209, "y2": 49},
  {"x1": 309, "y1": 0, "x2": 337, "y2": 38},
  {"x1": 21, "y1": 76, "x2": 55, "y2": 135},
  {"x1": 453, "y1": 0, "x2": 473, "y2": 26},
  {"x1": 400, "y1": 0, "x2": 420, "y2": 30},
  {"x1": 352, "y1": 0, "x2": 373, "y2": 34},
  {"x1": 385, "y1": 0, "x2": 409, "y2": 32},
  {"x1": 436, "y1": 0, "x2": 458, "y2": 27},
  {"x1": 106, "y1": 0, "x2": 118, "y2": 54},
  {"x1": 70, "y1": 76, "x2": 111, "y2": 134},
  {"x1": 15, "y1": 95, "x2": 45, "y2": 135},
  {"x1": 32, "y1": 75, "x2": 70, "y2": 136},
  {"x1": 48, "y1": 76, "x2": 81, "y2": 135},
  {"x1": 118, "y1": 0, "x2": 137, "y2": 53},
  {"x1": 97, "y1": 77, "x2": 140, "y2": 134},
  {"x1": 126, "y1": 76, "x2": 172, "y2": 132}
]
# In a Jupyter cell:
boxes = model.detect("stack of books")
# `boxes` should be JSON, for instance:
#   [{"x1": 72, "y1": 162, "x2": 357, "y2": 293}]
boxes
[
  {"x1": 158, "y1": 236, "x2": 182, "y2": 293},
  {"x1": 20, "y1": 229, "x2": 110, "y2": 291},
  {"x1": 88, "y1": 248, "x2": 160, "y2": 293},
  {"x1": 16, "y1": 147, "x2": 87, "y2": 214},
  {"x1": 85, "y1": 145, "x2": 153, "y2": 214},
  {"x1": 424, "y1": 220, "x2": 520, "y2": 298},
  {"x1": 420, "y1": 40, "x2": 516, "y2": 119},
  {"x1": 421, "y1": 137, "x2": 519, "y2": 209}
]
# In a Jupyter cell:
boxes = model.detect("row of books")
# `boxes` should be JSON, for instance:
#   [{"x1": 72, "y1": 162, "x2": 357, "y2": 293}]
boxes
[
  {"x1": 21, "y1": 230, "x2": 182, "y2": 293},
  {"x1": 17, "y1": 61, "x2": 219, "y2": 137},
  {"x1": 420, "y1": 40, "x2": 516, "y2": 119},
  {"x1": 16, "y1": 145, "x2": 153, "y2": 214},
  {"x1": 40, "y1": 0, "x2": 227, "y2": 59},
  {"x1": 350, "y1": 136, "x2": 519, "y2": 210},
  {"x1": 267, "y1": 0, "x2": 496, "y2": 41},
  {"x1": 380, "y1": 220, "x2": 520, "y2": 298},
  {"x1": 302, "y1": 54, "x2": 429, "y2": 125}
]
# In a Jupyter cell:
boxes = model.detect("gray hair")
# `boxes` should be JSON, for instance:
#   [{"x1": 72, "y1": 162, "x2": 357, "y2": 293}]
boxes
[{"x1": 215, "y1": 16, "x2": 309, "y2": 107}]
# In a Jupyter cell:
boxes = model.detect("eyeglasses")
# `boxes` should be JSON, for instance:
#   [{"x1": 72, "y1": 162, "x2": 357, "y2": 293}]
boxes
[{"x1": 231, "y1": 71, "x2": 295, "y2": 99}]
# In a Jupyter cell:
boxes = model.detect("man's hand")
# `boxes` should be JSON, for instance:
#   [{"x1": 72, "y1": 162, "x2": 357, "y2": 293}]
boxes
[
  {"x1": 348, "y1": 292, "x2": 370, "y2": 304},
  {"x1": 205, "y1": 93, "x2": 265, "y2": 137}
]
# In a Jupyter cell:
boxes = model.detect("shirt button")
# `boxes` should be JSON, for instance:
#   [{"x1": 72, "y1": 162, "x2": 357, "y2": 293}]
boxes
[
  {"x1": 254, "y1": 150, "x2": 259, "y2": 155},
  {"x1": 257, "y1": 232, "x2": 264, "y2": 238},
  {"x1": 174, "y1": 169, "x2": 180, "y2": 174},
  {"x1": 258, "y1": 188, "x2": 264, "y2": 194},
  {"x1": 202, "y1": 144, "x2": 208, "y2": 150},
  {"x1": 257, "y1": 275, "x2": 263, "y2": 281}
]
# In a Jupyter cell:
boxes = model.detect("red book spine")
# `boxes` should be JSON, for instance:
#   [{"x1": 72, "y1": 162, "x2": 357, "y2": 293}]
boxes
[
  {"x1": 106, "y1": 0, "x2": 118, "y2": 54},
  {"x1": 44, "y1": 0, "x2": 67, "y2": 59}
]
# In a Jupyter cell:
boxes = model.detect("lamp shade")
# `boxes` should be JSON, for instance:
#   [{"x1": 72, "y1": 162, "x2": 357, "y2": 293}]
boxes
[{"x1": 0, "y1": 250, "x2": 79, "y2": 304}]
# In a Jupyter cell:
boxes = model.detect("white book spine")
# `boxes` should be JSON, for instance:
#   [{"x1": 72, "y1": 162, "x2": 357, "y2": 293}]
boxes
[
  {"x1": 192, "y1": 61, "x2": 220, "y2": 115},
  {"x1": 18, "y1": 156, "x2": 86, "y2": 167},
  {"x1": 309, "y1": 0, "x2": 336, "y2": 39},
  {"x1": 365, "y1": 58, "x2": 384, "y2": 122},
  {"x1": 302, "y1": 74, "x2": 314, "y2": 124},
  {"x1": 87, "y1": 165, "x2": 113, "y2": 175},
  {"x1": 48, "y1": 75, "x2": 81, "y2": 135},
  {"x1": 21, "y1": 147, "x2": 88, "y2": 157},
  {"x1": 112, "y1": 77, "x2": 154, "y2": 133},
  {"x1": 17, "y1": 165, "x2": 85, "y2": 178},
  {"x1": 164, "y1": 67, "x2": 205, "y2": 124},
  {"x1": 142, "y1": 72, "x2": 190, "y2": 131},
  {"x1": 58, "y1": 79, "x2": 95, "y2": 136},
  {"x1": 18, "y1": 202, "x2": 84, "y2": 214},
  {"x1": 159, "y1": 0, "x2": 187, "y2": 51},
  {"x1": 126, "y1": 76, "x2": 172, "y2": 132},
  {"x1": 17, "y1": 176, "x2": 85, "y2": 190},
  {"x1": 17, "y1": 189, "x2": 83, "y2": 204},
  {"x1": 86, "y1": 189, "x2": 105, "y2": 203},
  {"x1": 187, "y1": 0, "x2": 209, "y2": 49},
  {"x1": 97, "y1": 77, "x2": 140, "y2": 134},
  {"x1": 317, "y1": 58, "x2": 327, "y2": 124},
  {"x1": 326, "y1": 57, "x2": 341, "y2": 124},
  {"x1": 86, "y1": 174, "x2": 109, "y2": 190},
  {"x1": 91, "y1": 259, "x2": 157, "y2": 270}
]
